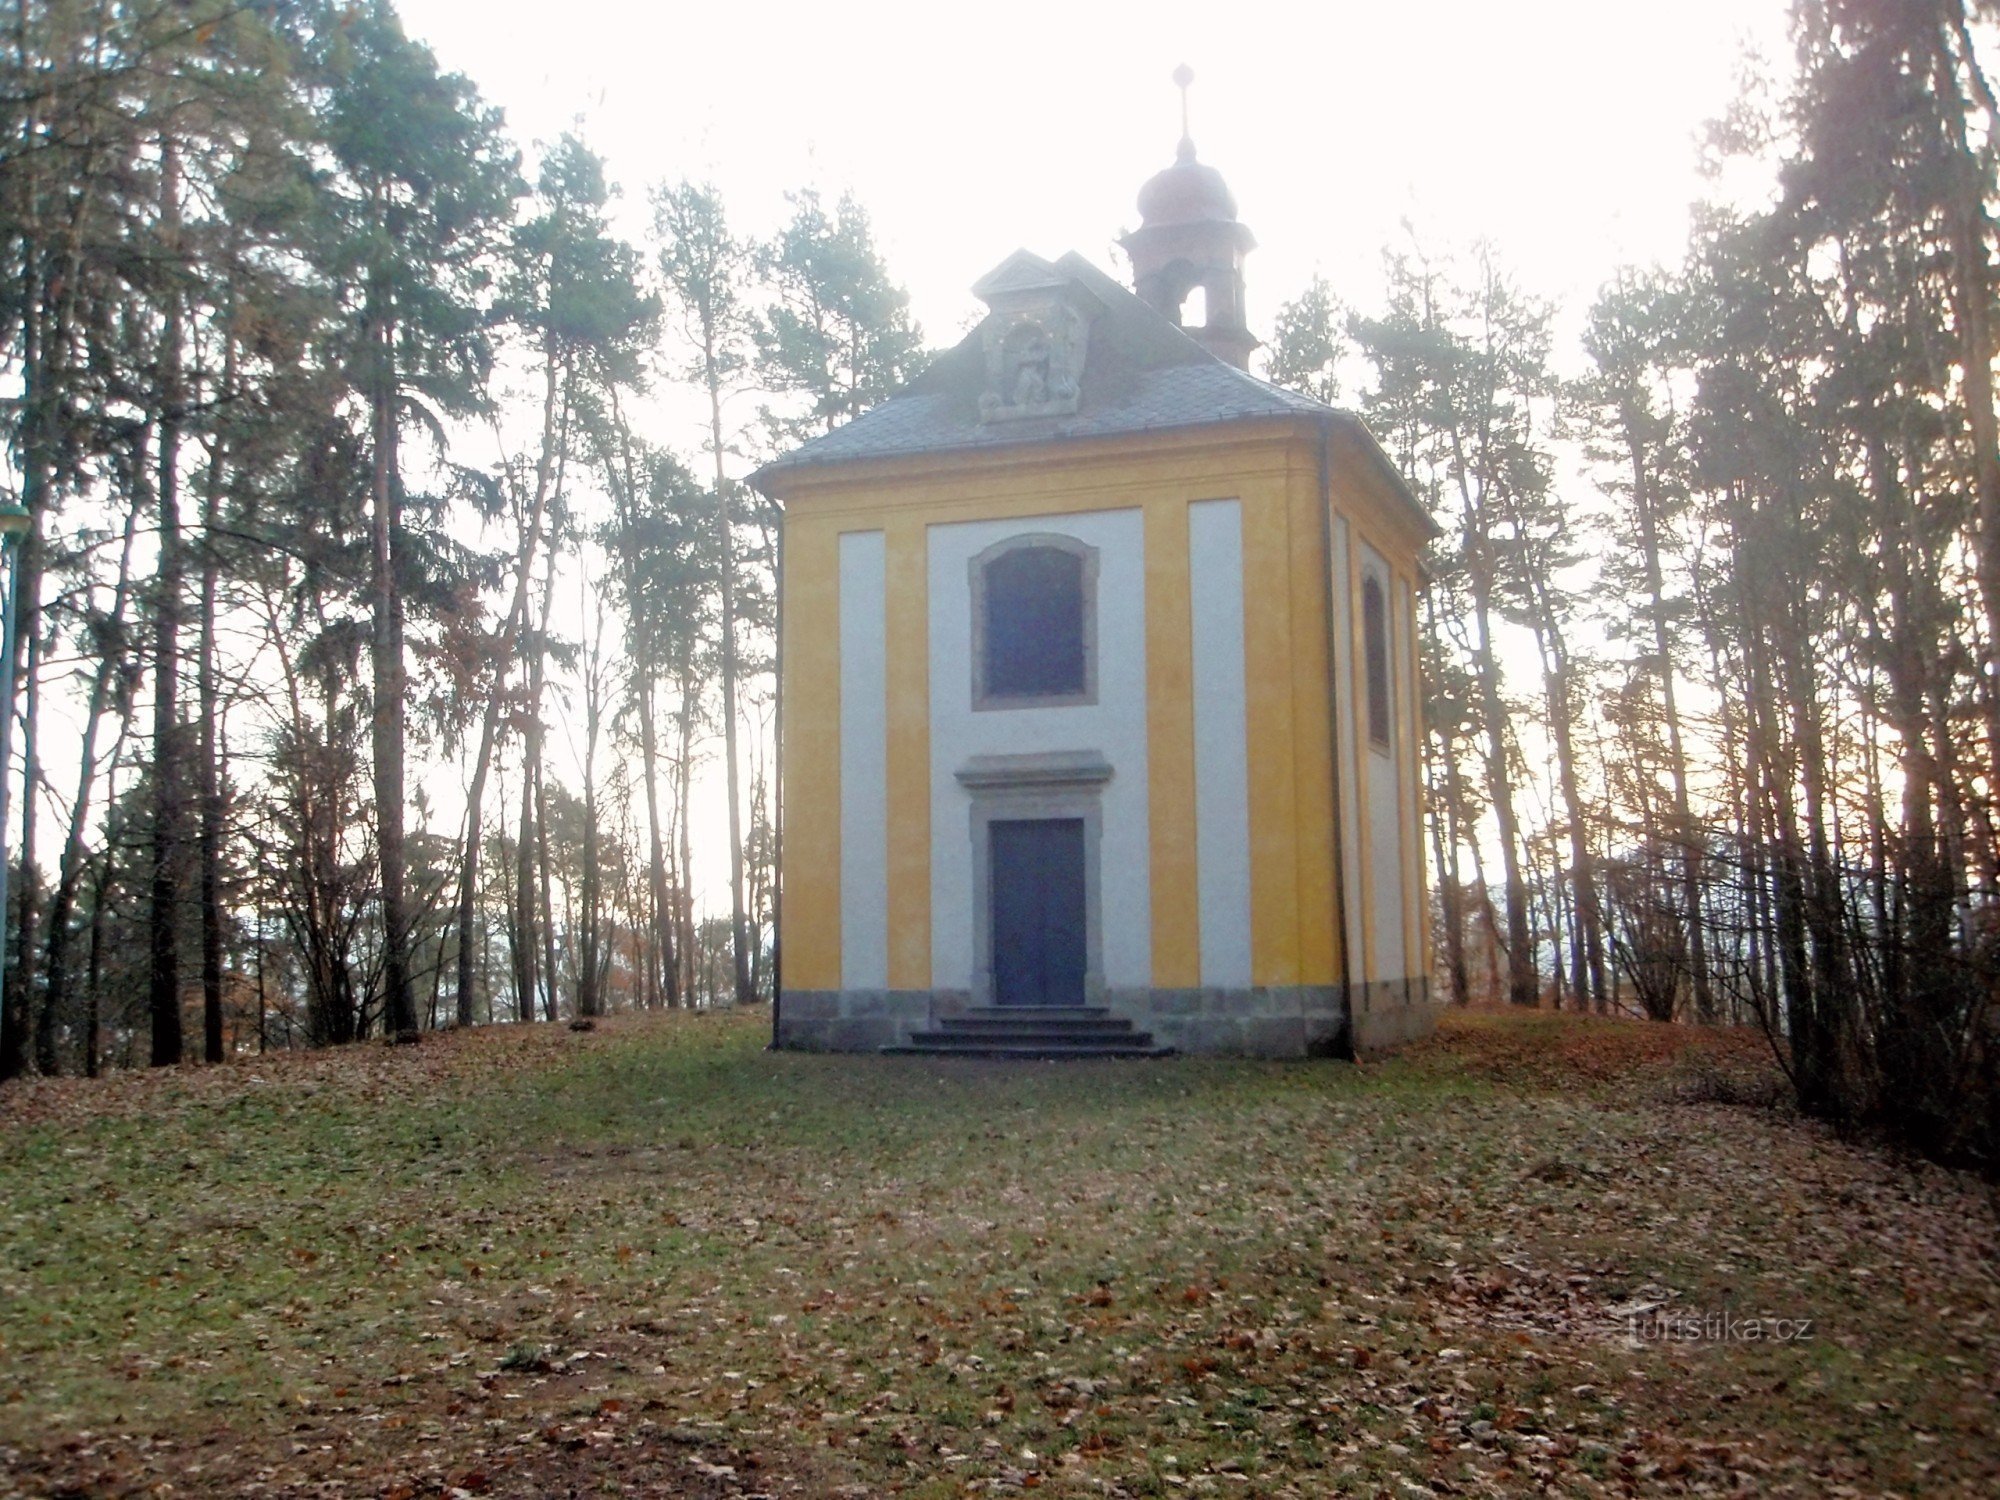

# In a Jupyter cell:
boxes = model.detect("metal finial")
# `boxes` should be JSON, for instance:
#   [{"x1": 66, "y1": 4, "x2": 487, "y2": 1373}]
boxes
[{"x1": 1173, "y1": 64, "x2": 1195, "y2": 156}]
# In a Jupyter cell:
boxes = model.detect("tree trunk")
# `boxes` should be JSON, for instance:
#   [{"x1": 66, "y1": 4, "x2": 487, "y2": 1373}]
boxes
[
  {"x1": 1431, "y1": 770, "x2": 1470, "y2": 1006},
  {"x1": 675, "y1": 671, "x2": 699, "y2": 1004},
  {"x1": 1629, "y1": 434, "x2": 1712, "y2": 1021},
  {"x1": 454, "y1": 342, "x2": 562, "y2": 1025},
  {"x1": 198, "y1": 344, "x2": 233, "y2": 1064},
  {"x1": 1931, "y1": 19, "x2": 2000, "y2": 810},
  {"x1": 16, "y1": 531, "x2": 45, "y2": 1072},
  {"x1": 637, "y1": 671, "x2": 675, "y2": 1009},
  {"x1": 535, "y1": 753, "x2": 558, "y2": 1023},
  {"x1": 3, "y1": 48, "x2": 76, "y2": 1081},
  {"x1": 147, "y1": 138, "x2": 186, "y2": 1067},
  {"x1": 367, "y1": 248, "x2": 417, "y2": 1043},
  {"x1": 513, "y1": 761, "x2": 537, "y2": 1023},
  {"x1": 1469, "y1": 566, "x2": 1536, "y2": 1006},
  {"x1": 598, "y1": 386, "x2": 677, "y2": 1009},
  {"x1": 1532, "y1": 609, "x2": 1607, "y2": 1012},
  {"x1": 705, "y1": 373, "x2": 753, "y2": 1006},
  {"x1": 578, "y1": 594, "x2": 605, "y2": 1020},
  {"x1": 1424, "y1": 596, "x2": 1473, "y2": 1007},
  {"x1": 515, "y1": 538, "x2": 559, "y2": 1022},
  {"x1": 84, "y1": 842, "x2": 111, "y2": 1080},
  {"x1": 43, "y1": 498, "x2": 139, "y2": 1071}
]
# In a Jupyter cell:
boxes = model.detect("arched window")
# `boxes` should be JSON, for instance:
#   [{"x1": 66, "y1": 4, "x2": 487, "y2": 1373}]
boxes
[
  {"x1": 1362, "y1": 572, "x2": 1391, "y2": 750},
  {"x1": 972, "y1": 536, "x2": 1096, "y2": 708}
]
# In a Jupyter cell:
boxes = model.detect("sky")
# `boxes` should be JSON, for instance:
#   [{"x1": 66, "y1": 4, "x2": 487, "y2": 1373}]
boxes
[
  {"x1": 376, "y1": 0, "x2": 1797, "y2": 921},
  {"x1": 398, "y1": 0, "x2": 1792, "y2": 393}
]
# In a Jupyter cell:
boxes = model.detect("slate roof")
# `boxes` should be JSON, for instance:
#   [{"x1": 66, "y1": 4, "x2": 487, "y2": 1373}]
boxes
[{"x1": 749, "y1": 251, "x2": 1338, "y2": 484}]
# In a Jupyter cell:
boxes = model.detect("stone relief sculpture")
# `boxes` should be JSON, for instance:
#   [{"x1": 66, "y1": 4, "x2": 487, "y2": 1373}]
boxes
[
  {"x1": 973, "y1": 252, "x2": 1099, "y2": 423},
  {"x1": 1006, "y1": 322, "x2": 1051, "y2": 406}
]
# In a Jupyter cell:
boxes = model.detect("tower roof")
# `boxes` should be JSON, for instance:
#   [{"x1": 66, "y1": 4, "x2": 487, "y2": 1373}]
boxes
[{"x1": 1135, "y1": 138, "x2": 1239, "y2": 228}]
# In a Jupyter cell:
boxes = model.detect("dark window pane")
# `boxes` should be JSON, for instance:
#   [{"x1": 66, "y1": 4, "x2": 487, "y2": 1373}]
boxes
[
  {"x1": 1363, "y1": 574, "x2": 1391, "y2": 748},
  {"x1": 985, "y1": 545, "x2": 1086, "y2": 698}
]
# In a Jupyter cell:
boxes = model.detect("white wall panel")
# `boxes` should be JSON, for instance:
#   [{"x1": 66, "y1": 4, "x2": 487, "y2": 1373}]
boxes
[
  {"x1": 928, "y1": 510, "x2": 1151, "y2": 990},
  {"x1": 1361, "y1": 542, "x2": 1407, "y2": 981}
]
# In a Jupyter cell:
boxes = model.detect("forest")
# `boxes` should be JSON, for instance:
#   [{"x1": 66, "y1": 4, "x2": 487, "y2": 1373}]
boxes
[{"x1": 3, "y1": 0, "x2": 1997, "y2": 1170}]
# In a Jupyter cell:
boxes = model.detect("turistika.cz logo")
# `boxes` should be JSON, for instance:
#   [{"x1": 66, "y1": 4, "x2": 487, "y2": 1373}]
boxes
[{"x1": 1627, "y1": 1309, "x2": 1815, "y2": 1344}]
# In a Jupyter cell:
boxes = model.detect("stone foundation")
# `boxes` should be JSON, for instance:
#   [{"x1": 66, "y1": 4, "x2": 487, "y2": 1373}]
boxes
[
  {"x1": 1103, "y1": 986, "x2": 1346, "y2": 1057},
  {"x1": 1347, "y1": 975, "x2": 1435, "y2": 1054},
  {"x1": 771, "y1": 989, "x2": 939, "y2": 1052},
  {"x1": 776, "y1": 977, "x2": 1435, "y2": 1058}
]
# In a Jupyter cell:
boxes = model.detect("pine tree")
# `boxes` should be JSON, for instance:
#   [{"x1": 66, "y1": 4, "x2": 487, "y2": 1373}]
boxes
[
  {"x1": 1575, "y1": 268, "x2": 1712, "y2": 1020},
  {"x1": 1353, "y1": 244, "x2": 1551, "y2": 1009},
  {"x1": 305, "y1": 0, "x2": 519, "y2": 1041},
  {"x1": 1265, "y1": 274, "x2": 1345, "y2": 405},
  {"x1": 655, "y1": 181, "x2": 756, "y2": 1008},
  {"x1": 755, "y1": 188, "x2": 924, "y2": 443},
  {"x1": 449, "y1": 133, "x2": 653, "y2": 1026}
]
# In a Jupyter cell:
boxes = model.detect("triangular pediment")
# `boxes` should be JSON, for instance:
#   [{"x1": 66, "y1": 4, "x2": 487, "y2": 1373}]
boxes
[{"x1": 970, "y1": 249, "x2": 1068, "y2": 303}]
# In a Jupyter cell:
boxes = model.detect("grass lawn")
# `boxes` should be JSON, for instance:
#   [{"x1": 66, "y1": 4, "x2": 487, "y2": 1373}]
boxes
[{"x1": 0, "y1": 1007, "x2": 1994, "y2": 1497}]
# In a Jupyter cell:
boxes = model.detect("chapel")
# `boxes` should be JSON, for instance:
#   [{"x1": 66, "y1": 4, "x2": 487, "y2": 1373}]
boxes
[{"x1": 750, "y1": 87, "x2": 1437, "y2": 1057}]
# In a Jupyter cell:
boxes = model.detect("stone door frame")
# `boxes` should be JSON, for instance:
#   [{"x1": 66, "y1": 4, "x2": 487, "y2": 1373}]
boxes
[{"x1": 956, "y1": 751, "x2": 1113, "y2": 1008}]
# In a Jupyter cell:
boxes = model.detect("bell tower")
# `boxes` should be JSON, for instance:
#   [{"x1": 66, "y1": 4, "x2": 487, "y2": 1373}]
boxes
[{"x1": 1118, "y1": 66, "x2": 1258, "y2": 370}]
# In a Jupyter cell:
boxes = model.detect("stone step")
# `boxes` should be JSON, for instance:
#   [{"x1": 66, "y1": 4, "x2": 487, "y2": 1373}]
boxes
[
  {"x1": 910, "y1": 1026, "x2": 1143, "y2": 1046},
  {"x1": 885, "y1": 1004, "x2": 1173, "y2": 1059},
  {"x1": 941, "y1": 1007, "x2": 1114, "y2": 1025},
  {"x1": 884, "y1": 1039, "x2": 1175, "y2": 1060},
  {"x1": 936, "y1": 1017, "x2": 1138, "y2": 1036}
]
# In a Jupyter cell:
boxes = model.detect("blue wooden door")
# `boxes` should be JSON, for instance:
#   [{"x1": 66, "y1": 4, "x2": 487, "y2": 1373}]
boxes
[{"x1": 990, "y1": 817, "x2": 1087, "y2": 1007}]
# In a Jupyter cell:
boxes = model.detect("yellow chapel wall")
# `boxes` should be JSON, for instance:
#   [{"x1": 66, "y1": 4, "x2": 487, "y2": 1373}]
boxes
[
  {"x1": 1326, "y1": 425, "x2": 1435, "y2": 991},
  {"x1": 773, "y1": 419, "x2": 1354, "y2": 997}
]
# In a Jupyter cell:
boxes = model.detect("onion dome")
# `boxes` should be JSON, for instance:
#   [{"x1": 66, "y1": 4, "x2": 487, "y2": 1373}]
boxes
[{"x1": 1136, "y1": 137, "x2": 1240, "y2": 227}]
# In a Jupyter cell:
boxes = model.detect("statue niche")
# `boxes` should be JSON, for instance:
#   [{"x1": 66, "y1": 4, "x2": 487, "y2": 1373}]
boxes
[
  {"x1": 980, "y1": 308, "x2": 1086, "y2": 422},
  {"x1": 972, "y1": 251, "x2": 1099, "y2": 424},
  {"x1": 1005, "y1": 322, "x2": 1052, "y2": 405}
]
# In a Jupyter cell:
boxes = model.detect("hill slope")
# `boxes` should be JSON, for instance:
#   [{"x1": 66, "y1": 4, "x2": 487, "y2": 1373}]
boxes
[{"x1": 1, "y1": 1008, "x2": 1993, "y2": 1497}]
